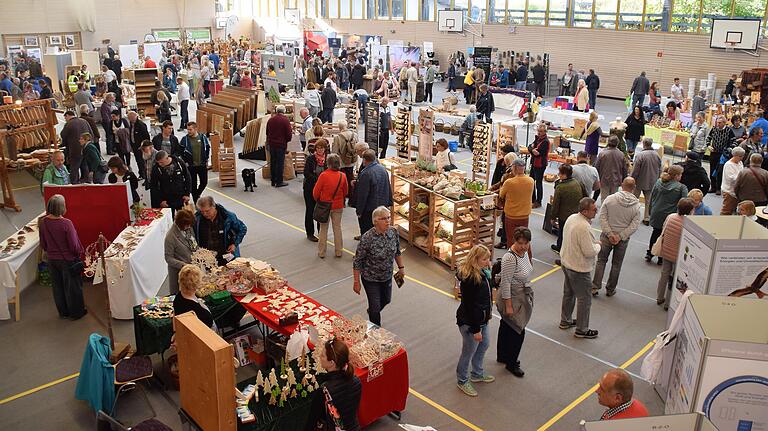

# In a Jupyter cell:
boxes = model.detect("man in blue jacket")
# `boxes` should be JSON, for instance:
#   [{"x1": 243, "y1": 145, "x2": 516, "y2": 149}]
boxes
[
  {"x1": 194, "y1": 196, "x2": 247, "y2": 266},
  {"x1": 180, "y1": 122, "x2": 211, "y2": 202},
  {"x1": 355, "y1": 150, "x2": 393, "y2": 238},
  {"x1": 515, "y1": 62, "x2": 528, "y2": 90},
  {"x1": 749, "y1": 111, "x2": 768, "y2": 147}
]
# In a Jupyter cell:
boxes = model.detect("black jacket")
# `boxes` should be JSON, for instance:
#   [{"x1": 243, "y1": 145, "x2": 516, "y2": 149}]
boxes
[
  {"x1": 456, "y1": 272, "x2": 492, "y2": 334},
  {"x1": 152, "y1": 133, "x2": 182, "y2": 157},
  {"x1": 151, "y1": 155, "x2": 191, "y2": 208},
  {"x1": 108, "y1": 170, "x2": 140, "y2": 203},
  {"x1": 625, "y1": 113, "x2": 646, "y2": 142},
  {"x1": 476, "y1": 91, "x2": 495, "y2": 118},
  {"x1": 130, "y1": 119, "x2": 151, "y2": 151},
  {"x1": 532, "y1": 64, "x2": 545, "y2": 83},
  {"x1": 173, "y1": 295, "x2": 213, "y2": 327},
  {"x1": 676, "y1": 160, "x2": 710, "y2": 197},
  {"x1": 350, "y1": 64, "x2": 365, "y2": 87},
  {"x1": 305, "y1": 371, "x2": 362, "y2": 431},
  {"x1": 303, "y1": 153, "x2": 326, "y2": 191},
  {"x1": 321, "y1": 87, "x2": 337, "y2": 112},
  {"x1": 491, "y1": 159, "x2": 506, "y2": 185},
  {"x1": 586, "y1": 73, "x2": 600, "y2": 90}
]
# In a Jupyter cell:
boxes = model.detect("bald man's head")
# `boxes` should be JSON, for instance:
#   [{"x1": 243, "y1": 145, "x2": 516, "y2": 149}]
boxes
[
  {"x1": 621, "y1": 177, "x2": 636, "y2": 192},
  {"x1": 597, "y1": 369, "x2": 634, "y2": 409}
]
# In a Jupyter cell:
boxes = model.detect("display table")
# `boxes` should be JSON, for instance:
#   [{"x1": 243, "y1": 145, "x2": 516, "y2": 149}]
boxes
[
  {"x1": 643, "y1": 125, "x2": 691, "y2": 152},
  {"x1": 0, "y1": 215, "x2": 42, "y2": 321},
  {"x1": 492, "y1": 91, "x2": 526, "y2": 113},
  {"x1": 538, "y1": 107, "x2": 604, "y2": 128},
  {"x1": 237, "y1": 286, "x2": 409, "y2": 427},
  {"x1": 94, "y1": 209, "x2": 172, "y2": 319}
]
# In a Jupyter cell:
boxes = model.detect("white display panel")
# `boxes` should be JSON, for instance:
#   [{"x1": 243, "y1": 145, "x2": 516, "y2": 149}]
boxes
[
  {"x1": 438, "y1": 10, "x2": 464, "y2": 32},
  {"x1": 710, "y1": 18, "x2": 761, "y2": 50},
  {"x1": 118, "y1": 44, "x2": 140, "y2": 68}
]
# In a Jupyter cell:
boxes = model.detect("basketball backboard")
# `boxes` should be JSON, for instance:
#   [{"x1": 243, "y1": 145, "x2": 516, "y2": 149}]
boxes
[
  {"x1": 438, "y1": 10, "x2": 464, "y2": 32},
  {"x1": 710, "y1": 18, "x2": 761, "y2": 50}
]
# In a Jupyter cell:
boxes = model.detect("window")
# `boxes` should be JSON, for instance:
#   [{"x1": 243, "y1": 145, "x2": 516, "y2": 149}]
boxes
[
  {"x1": 353, "y1": 0, "x2": 364, "y2": 17},
  {"x1": 573, "y1": 0, "x2": 595, "y2": 27},
  {"x1": 260, "y1": 0, "x2": 269, "y2": 17},
  {"x1": 700, "y1": 0, "x2": 732, "y2": 33},
  {"x1": 422, "y1": 0, "x2": 436, "y2": 20},
  {"x1": 671, "y1": 0, "x2": 700, "y2": 32},
  {"x1": 328, "y1": 0, "x2": 339, "y2": 18},
  {"x1": 527, "y1": 0, "x2": 547, "y2": 25},
  {"x1": 406, "y1": 0, "x2": 420, "y2": 20},
  {"x1": 489, "y1": 0, "x2": 506, "y2": 22},
  {"x1": 508, "y1": 0, "x2": 525, "y2": 23},
  {"x1": 367, "y1": 0, "x2": 376, "y2": 18},
  {"x1": 340, "y1": 0, "x2": 351, "y2": 18},
  {"x1": 619, "y1": 0, "x2": 643, "y2": 30},
  {"x1": 392, "y1": 0, "x2": 404, "y2": 18},
  {"x1": 549, "y1": 0, "x2": 568, "y2": 25},
  {"x1": 378, "y1": 0, "x2": 390, "y2": 18},
  {"x1": 644, "y1": 0, "x2": 666, "y2": 31},
  {"x1": 471, "y1": 0, "x2": 488, "y2": 22},
  {"x1": 594, "y1": 0, "x2": 617, "y2": 28}
]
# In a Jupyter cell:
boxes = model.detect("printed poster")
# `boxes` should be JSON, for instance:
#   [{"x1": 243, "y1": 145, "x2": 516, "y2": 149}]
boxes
[
  {"x1": 709, "y1": 251, "x2": 768, "y2": 300},
  {"x1": 670, "y1": 228, "x2": 713, "y2": 314},
  {"x1": 698, "y1": 356, "x2": 768, "y2": 430},
  {"x1": 665, "y1": 305, "x2": 706, "y2": 415}
]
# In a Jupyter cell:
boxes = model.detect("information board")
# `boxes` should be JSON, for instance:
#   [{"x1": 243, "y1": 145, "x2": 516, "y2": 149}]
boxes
[
  {"x1": 473, "y1": 47, "x2": 492, "y2": 85},
  {"x1": 365, "y1": 101, "x2": 380, "y2": 155}
]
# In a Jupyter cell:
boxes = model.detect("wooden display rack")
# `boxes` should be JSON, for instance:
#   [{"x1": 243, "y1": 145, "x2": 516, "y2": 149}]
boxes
[
  {"x1": 390, "y1": 166, "x2": 496, "y2": 270},
  {"x1": 472, "y1": 123, "x2": 493, "y2": 187},
  {"x1": 394, "y1": 106, "x2": 414, "y2": 160},
  {"x1": 218, "y1": 124, "x2": 236, "y2": 187},
  {"x1": 0, "y1": 99, "x2": 59, "y2": 212},
  {"x1": 345, "y1": 104, "x2": 359, "y2": 130},
  {"x1": 496, "y1": 122, "x2": 517, "y2": 160},
  {"x1": 132, "y1": 68, "x2": 160, "y2": 117}
]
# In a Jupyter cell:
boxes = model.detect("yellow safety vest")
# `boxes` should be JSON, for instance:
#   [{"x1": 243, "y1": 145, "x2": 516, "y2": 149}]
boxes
[{"x1": 67, "y1": 75, "x2": 78, "y2": 93}]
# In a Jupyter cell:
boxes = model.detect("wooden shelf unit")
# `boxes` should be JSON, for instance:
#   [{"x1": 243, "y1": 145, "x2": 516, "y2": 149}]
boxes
[
  {"x1": 132, "y1": 68, "x2": 159, "y2": 117},
  {"x1": 472, "y1": 122, "x2": 493, "y2": 188},
  {"x1": 389, "y1": 166, "x2": 496, "y2": 270},
  {"x1": 496, "y1": 122, "x2": 517, "y2": 160},
  {"x1": 394, "y1": 107, "x2": 413, "y2": 160}
]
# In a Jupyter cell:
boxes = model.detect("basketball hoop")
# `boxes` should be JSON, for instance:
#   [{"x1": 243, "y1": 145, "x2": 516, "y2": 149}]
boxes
[{"x1": 725, "y1": 42, "x2": 737, "y2": 53}]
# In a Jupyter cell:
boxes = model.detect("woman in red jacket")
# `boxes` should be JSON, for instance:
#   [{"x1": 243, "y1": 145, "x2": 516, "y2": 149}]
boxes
[{"x1": 313, "y1": 153, "x2": 348, "y2": 258}]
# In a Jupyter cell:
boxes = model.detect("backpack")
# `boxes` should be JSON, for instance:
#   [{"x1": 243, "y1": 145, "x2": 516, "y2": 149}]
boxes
[{"x1": 338, "y1": 131, "x2": 358, "y2": 165}]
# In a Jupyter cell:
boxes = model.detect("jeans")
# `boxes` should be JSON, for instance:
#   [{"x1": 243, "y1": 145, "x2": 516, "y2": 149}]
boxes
[
  {"x1": 648, "y1": 227, "x2": 663, "y2": 255},
  {"x1": 188, "y1": 165, "x2": 208, "y2": 202},
  {"x1": 49, "y1": 259, "x2": 86, "y2": 318},
  {"x1": 180, "y1": 100, "x2": 189, "y2": 128},
  {"x1": 588, "y1": 89, "x2": 597, "y2": 109},
  {"x1": 457, "y1": 323, "x2": 490, "y2": 384},
  {"x1": 592, "y1": 234, "x2": 629, "y2": 293},
  {"x1": 303, "y1": 187, "x2": 317, "y2": 237},
  {"x1": 102, "y1": 121, "x2": 114, "y2": 154},
  {"x1": 631, "y1": 94, "x2": 645, "y2": 109},
  {"x1": 362, "y1": 277, "x2": 392, "y2": 326},
  {"x1": 634, "y1": 188, "x2": 652, "y2": 222},
  {"x1": 269, "y1": 146, "x2": 286, "y2": 185},
  {"x1": 463, "y1": 86, "x2": 473, "y2": 104},
  {"x1": 425, "y1": 82, "x2": 433, "y2": 103},
  {"x1": 318, "y1": 209, "x2": 343, "y2": 257},
  {"x1": 497, "y1": 320, "x2": 525, "y2": 367},
  {"x1": 357, "y1": 95, "x2": 368, "y2": 124},
  {"x1": 657, "y1": 260, "x2": 675, "y2": 303},
  {"x1": 515, "y1": 81, "x2": 526, "y2": 90},
  {"x1": 530, "y1": 166, "x2": 546, "y2": 204},
  {"x1": 448, "y1": 77, "x2": 456, "y2": 92},
  {"x1": 561, "y1": 267, "x2": 593, "y2": 332},
  {"x1": 378, "y1": 130, "x2": 389, "y2": 159},
  {"x1": 358, "y1": 210, "x2": 373, "y2": 236},
  {"x1": 625, "y1": 139, "x2": 638, "y2": 154}
]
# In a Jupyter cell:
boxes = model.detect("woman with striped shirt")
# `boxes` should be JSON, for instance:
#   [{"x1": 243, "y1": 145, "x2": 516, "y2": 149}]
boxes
[{"x1": 496, "y1": 227, "x2": 534, "y2": 377}]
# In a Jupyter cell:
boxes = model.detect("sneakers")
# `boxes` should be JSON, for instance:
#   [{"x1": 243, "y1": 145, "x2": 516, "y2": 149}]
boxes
[
  {"x1": 574, "y1": 329, "x2": 599, "y2": 339},
  {"x1": 470, "y1": 374, "x2": 495, "y2": 383},
  {"x1": 457, "y1": 382, "x2": 478, "y2": 397},
  {"x1": 606, "y1": 289, "x2": 616, "y2": 297},
  {"x1": 559, "y1": 321, "x2": 576, "y2": 330},
  {"x1": 592, "y1": 287, "x2": 600, "y2": 296}
]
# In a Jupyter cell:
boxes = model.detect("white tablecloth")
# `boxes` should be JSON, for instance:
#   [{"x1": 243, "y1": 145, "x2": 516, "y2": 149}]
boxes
[
  {"x1": 94, "y1": 209, "x2": 172, "y2": 319},
  {"x1": 493, "y1": 93, "x2": 526, "y2": 113},
  {"x1": 538, "y1": 107, "x2": 604, "y2": 128},
  {"x1": 0, "y1": 215, "x2": 43, "y2": 320}
]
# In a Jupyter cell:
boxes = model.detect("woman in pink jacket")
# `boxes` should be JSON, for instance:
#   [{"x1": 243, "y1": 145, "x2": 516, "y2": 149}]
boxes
[{"x1": 656, "y1": 198, "x2": 695, "y2": 308}]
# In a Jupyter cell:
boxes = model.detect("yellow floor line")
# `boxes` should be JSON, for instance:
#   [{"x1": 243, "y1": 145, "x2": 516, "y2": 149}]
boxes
[
  {"x1": 535, "y1": 340, "x2": 655, "y2": 431},
  {"x1": 0, "y1": 372, "x2": 80, "y2": 405},
  {"x1": 530, "y1": 265, "x2": 562, "y2": 283},
  {"x1": 11, "y1": 184, "x2": 39, "y2": 192},
  {"x1": 409, "y1": 388, "x2": 483, "y2": 431}
]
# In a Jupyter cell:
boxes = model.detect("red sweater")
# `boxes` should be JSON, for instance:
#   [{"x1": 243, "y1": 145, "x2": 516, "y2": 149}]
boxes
[
  {"x1": 313, "y1": 170, "x2": 348, "y2": 210},
  {"x1": 266, "y1": 114, "x2": 293, "y2": 151},
  {"x1": 603, "y1": 399, "x2": 649, "y2": 420}
]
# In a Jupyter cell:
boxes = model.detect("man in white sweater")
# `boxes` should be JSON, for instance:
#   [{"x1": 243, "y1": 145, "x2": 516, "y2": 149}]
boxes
[
  {"x1": 592, "y1": 178, "x2": 642, "y2": 297},
  {"x1": 559, "y1": 197, "x2": 601, "y2": 339}
]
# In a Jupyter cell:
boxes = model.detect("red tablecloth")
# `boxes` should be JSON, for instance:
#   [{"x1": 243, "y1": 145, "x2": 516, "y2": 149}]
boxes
[{"x1": 237, "y1": 287, "x2": 409, "y2": 427}]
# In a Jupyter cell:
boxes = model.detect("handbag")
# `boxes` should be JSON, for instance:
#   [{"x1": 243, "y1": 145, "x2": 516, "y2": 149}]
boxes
[
  {"x1": 313, "y1": 174, "x2": 343, "y2": 223},
  {"x1": 444, "y1": 152, "x2": 458, "y2": 171},
  {"x1": 650, "y1": 219, "x2": 667, "y2": 257}
]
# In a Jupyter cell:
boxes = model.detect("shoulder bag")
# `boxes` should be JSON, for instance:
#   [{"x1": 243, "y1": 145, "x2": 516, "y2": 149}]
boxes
[
  {"x1": 650, "y1": 218, "x2": 667, "y2": 257},
  {"x1": 313, "y1": 173, "x2": 343, "y2": 223}
]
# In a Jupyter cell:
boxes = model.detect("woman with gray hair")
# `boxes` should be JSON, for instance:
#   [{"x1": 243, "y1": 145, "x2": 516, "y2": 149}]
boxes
[
  {"x1": 352, "y1": 206, "x2": 405, "y2": 326},
  {"x1": 39, "y1": 194, "x2": 86, "y2": 320},
  {"x1": 313, "y1": 153, "x2": 348, "y2": 258}
]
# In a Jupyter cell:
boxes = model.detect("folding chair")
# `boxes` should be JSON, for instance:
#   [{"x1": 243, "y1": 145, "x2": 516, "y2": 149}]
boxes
[
  {"x1": 112, "y1": 355, "x2": 154, "y2": 417},
  {"x1": 97, "y1": 410, "x2": 173, "y2": 431}
]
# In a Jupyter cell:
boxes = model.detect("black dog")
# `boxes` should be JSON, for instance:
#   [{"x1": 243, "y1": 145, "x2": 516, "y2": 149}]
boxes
[{"x1": 241, "y1": 168, "x2": 257, "y2": 192}]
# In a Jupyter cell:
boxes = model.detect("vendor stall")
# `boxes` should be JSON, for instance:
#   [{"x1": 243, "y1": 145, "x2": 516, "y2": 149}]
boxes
[
  {"x1": 93, "y1": 208, "x2": 172, "y2": 319},
  {"x1": 0, "y1": 215, "x2": 42, "y2": 321},
  {"x1": 489, "y1": 88, "x2": 528, "y2": 113},
  {"x1": 643, "y1": 125, "x2": 691, "y2": 153},
  {"x1": 538, "y1": 107, "x2": 604, "y2": 128}
]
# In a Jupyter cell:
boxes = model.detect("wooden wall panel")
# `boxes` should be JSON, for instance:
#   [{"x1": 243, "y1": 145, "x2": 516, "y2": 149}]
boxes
[{"x1": 327, "y1": 19, "x2": 768, "y2": 99}]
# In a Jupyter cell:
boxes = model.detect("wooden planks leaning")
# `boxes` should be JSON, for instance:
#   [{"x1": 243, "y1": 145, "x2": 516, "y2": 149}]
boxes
[{"x1": 197, "y1": 86, "x2": 258, "y2": 136}]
